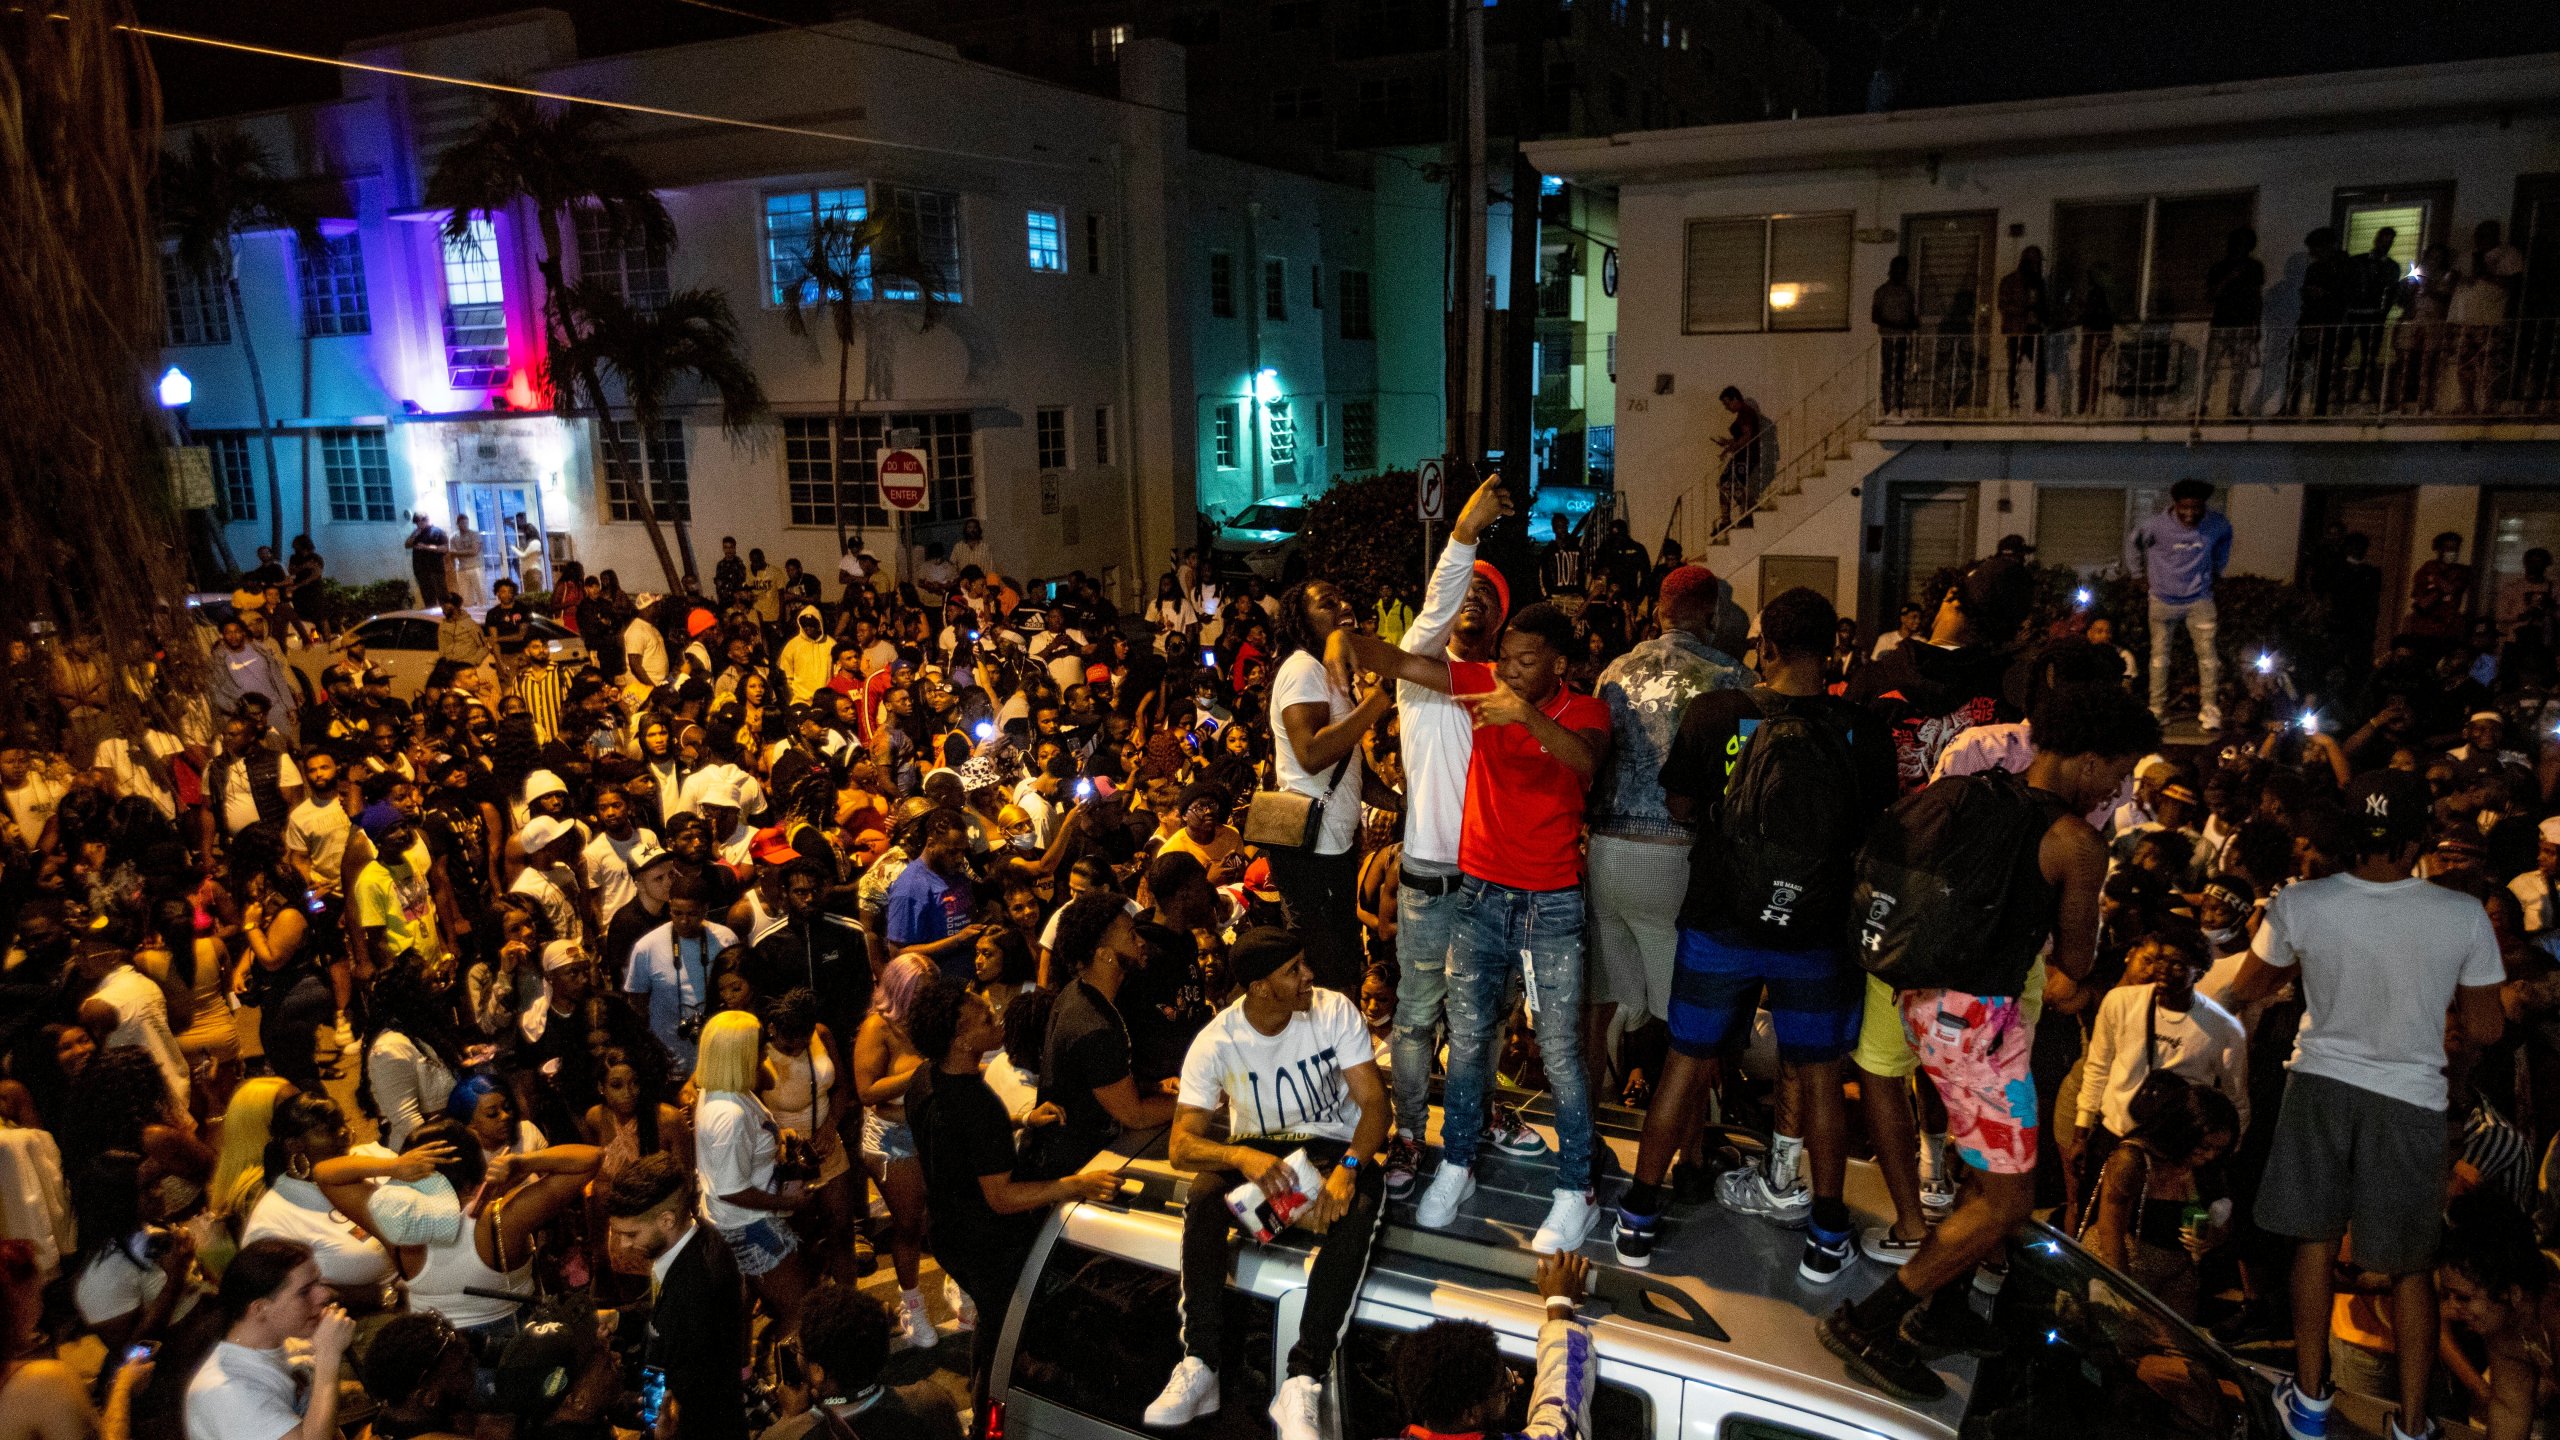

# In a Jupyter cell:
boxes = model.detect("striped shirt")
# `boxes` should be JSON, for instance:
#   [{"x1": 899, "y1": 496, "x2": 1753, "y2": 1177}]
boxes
[{"x1": 515, "y1": 663, "x2": 570, "y2": 746}]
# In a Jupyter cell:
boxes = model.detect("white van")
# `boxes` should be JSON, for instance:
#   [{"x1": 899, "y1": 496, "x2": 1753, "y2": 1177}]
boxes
[{"x1": 979, "y1": 1135, "x2": 2285, "y2": 1440}]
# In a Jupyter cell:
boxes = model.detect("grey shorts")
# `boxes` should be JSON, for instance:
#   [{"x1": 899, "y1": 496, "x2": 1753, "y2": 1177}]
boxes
[{"x1": 2252, "y1": 1069, "x2": 2448, "y2": 1275}]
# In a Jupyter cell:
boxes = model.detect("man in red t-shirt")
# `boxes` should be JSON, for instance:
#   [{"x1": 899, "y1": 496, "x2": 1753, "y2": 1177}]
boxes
[{"x1": 1338, "y1": 601, "x2": 1614, "y2": 1253}]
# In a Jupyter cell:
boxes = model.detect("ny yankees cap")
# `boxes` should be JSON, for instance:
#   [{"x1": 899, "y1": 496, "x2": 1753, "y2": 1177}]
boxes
[{"x1": 2343, "y1": 768, "x2": 2430, "y2": 849}]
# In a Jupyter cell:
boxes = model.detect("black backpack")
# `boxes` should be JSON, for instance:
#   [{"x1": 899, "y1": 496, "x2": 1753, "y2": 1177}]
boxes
[
  {"x1": 1712, "y1": 688, "x2": 1867, "y2": 945},
  {"x1": 1849, "y1": 767, "x2": 2063, "y2": 991}
]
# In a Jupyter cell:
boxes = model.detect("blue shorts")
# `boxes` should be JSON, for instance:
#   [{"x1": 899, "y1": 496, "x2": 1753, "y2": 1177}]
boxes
[
  {"x1": 1667, "y1": 927, "x2": 1865, "y2": 1064},
  {"x1": 718, "y1": 1215, "x2": 801, "y2": 1278}
]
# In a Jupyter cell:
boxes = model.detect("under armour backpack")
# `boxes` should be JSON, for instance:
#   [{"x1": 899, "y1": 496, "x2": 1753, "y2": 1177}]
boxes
[
  {"x1": 1849, "y1": 766, "x2": 2062, "y2": 992},
  {"x1": 1712, "y1": 688, "x2": 1867, "y2": 946}
]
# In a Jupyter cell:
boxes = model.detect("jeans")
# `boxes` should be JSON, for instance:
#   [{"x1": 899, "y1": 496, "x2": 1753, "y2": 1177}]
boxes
[
  {"x1": 1264, "y1": 845, "x2": 1364, "y2": 994},
  {"x1": 2147, "y1": 594, "x2": 2222, "y2": 727},
  {"x1": 1440, "y1": 878, "x2": 1594, "y2": 1192},
  {"x1": 1180, "y1": 1137, "x2": 1382, "y2": 1380},
  {"x1": 1390, "y1": 870, "x2": 1464, "y2": 1140}
]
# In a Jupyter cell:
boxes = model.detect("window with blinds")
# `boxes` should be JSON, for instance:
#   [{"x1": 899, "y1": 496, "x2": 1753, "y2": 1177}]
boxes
[
  {"x1": 2034, "y1": 487, "x2": 2130, "y2": 573},
  {"x1": 1683, "y1": 212, "x2": 1853, "y2": 334}
]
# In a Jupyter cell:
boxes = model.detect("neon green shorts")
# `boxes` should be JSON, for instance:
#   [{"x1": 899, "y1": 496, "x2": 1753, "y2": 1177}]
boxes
[{"x1": 1849, "y1": 960, "x2": 2044, "y2": 1079}]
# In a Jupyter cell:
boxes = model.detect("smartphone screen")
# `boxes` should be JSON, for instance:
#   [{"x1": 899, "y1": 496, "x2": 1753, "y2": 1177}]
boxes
[{"x1": 638, "y1": 1367, "x2": 669, "y2": 1428}]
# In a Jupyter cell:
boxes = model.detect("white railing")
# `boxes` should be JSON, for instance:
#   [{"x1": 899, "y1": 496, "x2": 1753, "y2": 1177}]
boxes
[
  {"x1": 1878, "y1": 317, "x2": 2560, "y2": 426},
  {"x1": 1705, "y1": 342, "x2": 1880, "y2": 549}
]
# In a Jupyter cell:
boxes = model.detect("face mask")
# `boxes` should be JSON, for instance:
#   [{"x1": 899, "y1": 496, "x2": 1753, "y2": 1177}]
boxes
[{"x1": 2205, "y1": 924, "x2": 2240, "y2": 952}]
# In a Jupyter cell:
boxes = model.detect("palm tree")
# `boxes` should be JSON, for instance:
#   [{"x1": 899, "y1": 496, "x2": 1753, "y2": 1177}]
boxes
[
  {"x1": 549, "y1": 283, "x2": 768, "y2": 589},
  {"x1": 157, "y1": 128, "x2": 324, "y2": 553},
  {"x1": 781, "y1": 209, "x2": 949, "y2": 550}
]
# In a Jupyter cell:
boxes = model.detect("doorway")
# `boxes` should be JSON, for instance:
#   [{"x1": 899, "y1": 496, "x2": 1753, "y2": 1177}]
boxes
[
  {"x1": 2298, "y1": 486, "x2": 2414, "y2": 667},
  {"x1": 1883, "y1": 482, "x2": 1977, "y2": 624},
  {"x1": 455, "y1": 484, "x2": 546, "y2": 599}
]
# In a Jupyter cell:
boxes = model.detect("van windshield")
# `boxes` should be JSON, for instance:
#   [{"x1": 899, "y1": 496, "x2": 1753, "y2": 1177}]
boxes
[
  {"x1": 1228, "y1": 504, "x2": 1305, "y2": 534},
  {"x1": 1967, "y1": 1224, "x2": 2270, "y2": 1440}
]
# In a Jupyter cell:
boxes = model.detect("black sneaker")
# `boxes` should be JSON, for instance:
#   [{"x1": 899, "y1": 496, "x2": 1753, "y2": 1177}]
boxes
[
  {"x1": 1817, "y1": 1303, "x2": 1948, "y2": 1403},
  {"x1": 1798, "y1": 1226, "x2": 1854, "y2": 1285},
  {"x1": 1904, "y1": 1296, "x2": 2005, "y2": 1359},
  {"x1": 1382, "y1": 1137, "x2": 1425, "y2": 1201},
  {"x1": 1612, "y1": 1208, "x2": 1660, "y2": 1269}
]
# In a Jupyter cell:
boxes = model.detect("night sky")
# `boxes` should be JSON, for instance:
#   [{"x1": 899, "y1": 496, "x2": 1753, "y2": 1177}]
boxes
[{"x1": 146, "y1": 0, "x2": 2560, "y2": 125}]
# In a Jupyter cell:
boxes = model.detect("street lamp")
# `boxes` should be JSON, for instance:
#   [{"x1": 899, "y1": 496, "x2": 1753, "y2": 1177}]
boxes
[
  {"x1": 157, "y1": 366, "x2": 193, "y2": 408},
  {"x1": 1253, "y1": 367, "x2": 1281, "y2": 404}
]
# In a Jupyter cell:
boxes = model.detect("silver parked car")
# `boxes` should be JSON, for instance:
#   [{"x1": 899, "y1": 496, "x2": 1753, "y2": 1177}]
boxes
[{"x1": 300, "y1": 607, "x2": 585, "y2": 696}]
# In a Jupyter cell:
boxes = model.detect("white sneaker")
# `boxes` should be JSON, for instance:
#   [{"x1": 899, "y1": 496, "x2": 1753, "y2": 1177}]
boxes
[
  {"x1": 944, "y1": 1274, "x2": 978, "y2": 1331},
  {"x1": 896, "y1": 1289, "x2": 938, "y2": 1350},
  {"x1": 1415, "y1": 1163, "x2": 1475, "y2": 1229},
  {"x1": 1715, "y1": 1163, "x2": 1814, "y2": 1228},
  {"x1": 333, "y1": 1014, "x2": 358, "y2": 1054},
  {"x1": 1267, "y1": 1374, "x2": 1323, "y2": 1440},
  {"x1": 1143, "y1": 1356, "x2": 1220, "y2": 1428},
  {"x1": 1530, "y1": 1188, "x2": 1599, "y2": 1255}
]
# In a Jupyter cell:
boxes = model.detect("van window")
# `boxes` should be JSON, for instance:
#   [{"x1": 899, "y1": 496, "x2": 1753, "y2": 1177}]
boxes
[
  {"x1": 1336, "y1": 1318, "x2": 1653, "y2": 1436},
  {"x1": 1007, "y1": 1240, "x2": 1277, "y2": 1436},
  {"x1": 1964, "y1": 1229, "x2": 2258, "y2": 1439}
]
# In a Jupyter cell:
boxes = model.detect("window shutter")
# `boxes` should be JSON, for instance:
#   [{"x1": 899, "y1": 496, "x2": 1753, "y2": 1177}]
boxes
[{"x1": 1683, "y1": 217, "x2": 1764, "y2": 333}]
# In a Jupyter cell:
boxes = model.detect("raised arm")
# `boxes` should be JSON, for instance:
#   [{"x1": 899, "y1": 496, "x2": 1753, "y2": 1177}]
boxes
[{"x1": 1402, "y1": 478, "x2": 1513, "y2": 657}]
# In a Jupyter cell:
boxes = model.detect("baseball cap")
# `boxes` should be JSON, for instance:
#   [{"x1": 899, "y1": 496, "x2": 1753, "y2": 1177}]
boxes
[
  {"x1": 626, "y1": 838, "x2": 673, "y2": 872},
  {"x1": 1241, "y1": 856, "x2": 1279, "y2": 899},
  {"x1": 1227, "y1": 927, "x2": 1303, "y2": 988},
  {"x1": 358, "y1": 802, "x2": 406, "y2": 842},
  {"x1": 1996, "y1": 533, "x2": 2037, "y2": 557},
  {"x1": 2539, "y1": 816, "x2": 2560, "y2": 847},
  {"x1": 539, "y1": 939, "x2": 585, "y2": 973},
  {"x1": 522, "y1": 769, "x2": 568, "y2": 805},
  {"x1": 749, "y1": 826, "x2": 798, "y2": 866},
  {"x1": 517, "y1": 814, "x2": 571, "y2": 854},
  {"x1": 2342, "y1": 768, "x2": 2430, "y2": 850}
]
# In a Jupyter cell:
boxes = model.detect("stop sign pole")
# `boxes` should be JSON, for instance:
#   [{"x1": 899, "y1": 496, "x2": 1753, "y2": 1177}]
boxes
[{"x1": 879, "y1": 445, "x2": 928, "y2": 588}]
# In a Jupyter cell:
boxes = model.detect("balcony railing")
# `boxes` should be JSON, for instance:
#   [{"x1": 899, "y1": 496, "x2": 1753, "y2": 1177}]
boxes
[{"x1": 1875, "y1": 318, "x2": 2560, "y2": 426}]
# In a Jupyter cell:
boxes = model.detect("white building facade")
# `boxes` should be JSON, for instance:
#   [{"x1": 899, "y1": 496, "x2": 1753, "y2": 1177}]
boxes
[
  {"x1": 1528, "y1": 56, "x2": 2560, "y2": 630},
  {"x1": 161, "y1": 11, "x2": 1429, "y2": 599}
]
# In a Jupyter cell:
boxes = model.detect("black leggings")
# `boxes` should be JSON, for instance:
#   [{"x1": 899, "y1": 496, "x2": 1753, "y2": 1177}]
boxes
[
  {"x1": 1262, "y1": 845, "x2": 1364, "y2": 994},
  {"x1": 259, "y1": 971, "x2": 336, "y2": 1090}
]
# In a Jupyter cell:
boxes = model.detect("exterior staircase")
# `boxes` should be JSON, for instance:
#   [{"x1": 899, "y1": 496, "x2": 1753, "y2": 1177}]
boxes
[{"x1": 1695, "y1": 343, "x2": 1894, "y2": 587}]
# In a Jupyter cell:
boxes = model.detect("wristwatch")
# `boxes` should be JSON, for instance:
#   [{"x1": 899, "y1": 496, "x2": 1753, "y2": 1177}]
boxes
[{"x1": 1337, "y1": 1154, "x2": 1364, "y2": 1173}]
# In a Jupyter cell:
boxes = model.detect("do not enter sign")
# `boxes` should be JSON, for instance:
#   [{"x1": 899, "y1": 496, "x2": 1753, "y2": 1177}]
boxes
[{"x1": 880, "y1": 448, "x2": 929, "y2": 512}]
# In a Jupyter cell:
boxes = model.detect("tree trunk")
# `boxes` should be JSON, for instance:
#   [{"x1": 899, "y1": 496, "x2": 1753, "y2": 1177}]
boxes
[
  {"x1": 832, "y1": 327, "x2": 851, "y2": 552},
  {"x1": 298, "y1": 323, "x2": 315, "y2": 538},
  {"x1": 601, "y1": 379, "x2": 682, "y2": 591},
  {"x1": 229, "y1": 266, "x2": 285, "y2": 554}
]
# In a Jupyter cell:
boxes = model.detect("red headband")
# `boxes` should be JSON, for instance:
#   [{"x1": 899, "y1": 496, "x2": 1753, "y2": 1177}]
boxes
[{"x1": 1471, "y1": 561, "x2": 1510, "y2": 626}]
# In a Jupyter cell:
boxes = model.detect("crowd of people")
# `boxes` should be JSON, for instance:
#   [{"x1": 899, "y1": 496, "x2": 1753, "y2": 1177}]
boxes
[{"x1": 5, "y1": 465, "x2": 2560, "y2": 1440}]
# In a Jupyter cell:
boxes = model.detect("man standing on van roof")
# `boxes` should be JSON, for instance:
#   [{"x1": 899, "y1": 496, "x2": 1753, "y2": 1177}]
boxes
[
  {"x1": 1819, "y1": 683, "x2": 2153, "y2": 1404},
  {"x1": 2124, "y1": 478, "x2": 2233, "y2": 734}
]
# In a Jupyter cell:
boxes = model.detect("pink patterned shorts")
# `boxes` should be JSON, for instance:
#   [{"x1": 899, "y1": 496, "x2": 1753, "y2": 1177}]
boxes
[{"x1": 1900, "y1": 988, "x2": 2038, "y2": 1175}]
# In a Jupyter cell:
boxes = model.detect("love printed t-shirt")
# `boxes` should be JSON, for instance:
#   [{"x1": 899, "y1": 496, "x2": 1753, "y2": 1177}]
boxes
[{"x1": 1177, "y1": 989, "x2": 1370, "y2": 1145}]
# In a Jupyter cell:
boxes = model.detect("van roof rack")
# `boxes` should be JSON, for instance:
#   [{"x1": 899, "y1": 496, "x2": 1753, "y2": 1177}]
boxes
[{"x1": 1103, "y1": 1158, "x2": 1727, "y2": 1343}]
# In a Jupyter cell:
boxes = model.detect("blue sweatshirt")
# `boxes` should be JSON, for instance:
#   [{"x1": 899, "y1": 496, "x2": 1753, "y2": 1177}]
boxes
[{"x1": 2125, "y1": 508, "x2": 2233, "y2": 606}]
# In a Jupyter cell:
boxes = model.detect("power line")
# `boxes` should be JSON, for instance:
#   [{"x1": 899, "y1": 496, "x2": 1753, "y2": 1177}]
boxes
[
  {"x1": 661, "y1": 0, "x2": 1197, "y2": 124},
  {"x1": 123, "y1": 20, "x2": 1080, "y2": 171}
]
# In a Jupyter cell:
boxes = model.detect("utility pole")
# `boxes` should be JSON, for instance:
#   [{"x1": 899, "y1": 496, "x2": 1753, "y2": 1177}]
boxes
[
  {"x1": 1447, "y1": 0, "x2": 1486, "y2": 469},
  {"x1": 1501, "y1": 0, "x2": 1547, "y2": 511}
]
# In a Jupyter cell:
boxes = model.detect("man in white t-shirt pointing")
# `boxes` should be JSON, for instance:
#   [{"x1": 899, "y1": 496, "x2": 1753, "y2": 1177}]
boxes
[
  {"x1": 2223, "y1": 767, "x2": 2506, "y2": 1440},
  {"x1": 1143, "y1": 928, "x2": 1388, "y2": 1440}
]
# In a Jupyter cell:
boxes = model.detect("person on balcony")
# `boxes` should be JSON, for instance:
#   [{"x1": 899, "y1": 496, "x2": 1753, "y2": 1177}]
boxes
[
  {"x1": 2343, "y1": 227, "x2": 2404, "y2": 405},
  {"x1": 1997, "y1": 247, "x2": 2051, "y2": 415},
  {"x1": 1714, "y1": 386, "x2": 1772, "y2": 531},
  {"x1": 2286, "y1": 227, "x2": 2354, "y2": 417},
  {"x1": 2205, "y1": 227, "x2": 2266, "y2": 417},
  {"x1": 1873, "y1": 256, "x2": 1918, "y2": 415}
]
